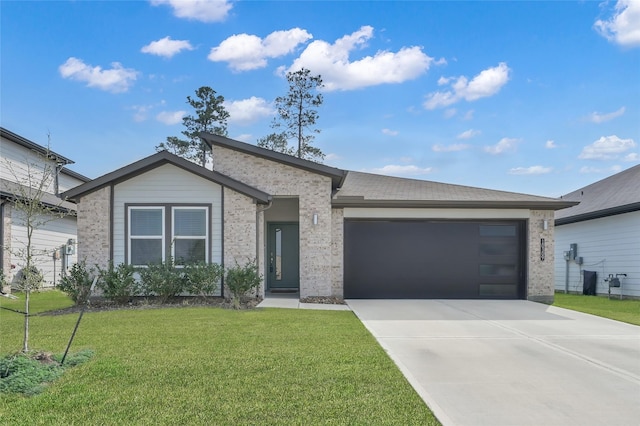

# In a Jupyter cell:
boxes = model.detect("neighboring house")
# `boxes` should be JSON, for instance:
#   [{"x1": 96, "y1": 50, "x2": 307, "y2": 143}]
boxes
[
  {"x1": 1, "y1": 127, "x2": 90, "y2": 291},
  {"x1": 63, "y1": 133, "x2": 576, "y2": 303},
  {"x1": 554, "y1": 165, "x2": 640, "y2": 298}
]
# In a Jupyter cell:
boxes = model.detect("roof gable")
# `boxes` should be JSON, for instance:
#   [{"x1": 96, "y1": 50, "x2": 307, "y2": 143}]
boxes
[
  {"x1": 555, "y1": 164, "x2": 640, "y2": 225},
  {"x1": 61, "y1": 150, "x2": 271, "y2": 204},
  {"x1": 200, "y1": 132, "x2": 347, "y2": 189}
]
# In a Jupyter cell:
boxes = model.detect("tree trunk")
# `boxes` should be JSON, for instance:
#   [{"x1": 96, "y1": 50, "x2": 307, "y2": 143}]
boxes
[{"x1": 22, "y1": 290, "x2": 30, "y2": 352}]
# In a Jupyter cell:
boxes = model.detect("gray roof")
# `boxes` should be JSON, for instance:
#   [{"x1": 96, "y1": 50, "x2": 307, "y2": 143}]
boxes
[
  {"x1": 1, "y1": 127, "x2": 75, "y2": 166},
  {"x1": 62, "y1": 150, "x2": 271, "y2": 204},
  {"x1": 555, "y1": 164, "x2": 640, "y2": 225},
  {"x1": 334, "y1": 171, "x2": 577, "y2": 210},
  {"x1": 0, "y1": 178, "x2": 77, "y2": 212},
  {"x1": 200, "y1": 132, "x2": 347, "y2": 190}
]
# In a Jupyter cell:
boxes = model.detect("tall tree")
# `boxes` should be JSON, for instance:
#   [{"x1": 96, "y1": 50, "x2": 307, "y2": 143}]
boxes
[
  {"x1": 2, "y1": 138, "x2": 69, "y2": 352},
  {"x1": 256, "y1": 132, "x2": 295, "y2": 156},
  {"x1": 157, "y1": 86, "x2": 229, "y2": 167},
  {"x1": 269, "y1": 68, "x2": 325, "y2": 162}
]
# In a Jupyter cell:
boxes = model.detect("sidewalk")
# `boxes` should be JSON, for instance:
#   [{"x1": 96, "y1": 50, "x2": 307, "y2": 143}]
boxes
[{"x1": 257, "y1": 296, "x2": 351, "y2": 311}]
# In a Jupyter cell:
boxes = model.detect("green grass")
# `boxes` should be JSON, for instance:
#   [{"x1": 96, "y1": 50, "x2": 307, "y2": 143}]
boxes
[
  {"x1": 0, "y1": 291, "x2": 438, "y2": 425},
  {"x1": 553, "y1": 293, "x2": 640, "y2": 326}
]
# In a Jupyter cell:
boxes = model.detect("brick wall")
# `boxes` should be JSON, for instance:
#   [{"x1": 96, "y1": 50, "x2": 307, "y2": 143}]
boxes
[
  {"x1": 527, "y1": 209, "x2": 555, "y2": 303},
  {"x1": 77, "y1": 186, "x2": 111, "y2": 270},
  {"x1": 331, "y1": 208, "x2": 344, "y2": 297},
  {"x1": 213, "y1": 146, "x2": 335, "y2": 298}
]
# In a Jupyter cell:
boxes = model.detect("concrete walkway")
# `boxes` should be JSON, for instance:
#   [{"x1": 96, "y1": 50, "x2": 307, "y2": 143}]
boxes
[
  {"x1": 256, "y1": 295, "x2": 351, "y2": 311},
  {"x1": 347, "y1": 299, "x2": 640, "y2": 426}
]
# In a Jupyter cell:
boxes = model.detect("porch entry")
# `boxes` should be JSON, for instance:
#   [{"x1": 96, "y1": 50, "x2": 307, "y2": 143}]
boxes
[{"x1": 267, "y1": 222, "x2": 300, "y2": 291}]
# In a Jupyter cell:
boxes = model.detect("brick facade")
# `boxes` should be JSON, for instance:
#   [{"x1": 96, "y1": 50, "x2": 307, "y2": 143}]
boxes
[
  {"x1": 213, "y1": 146, "x2": 335, "y2": 298},
  {"x1": 527, "y1": 209, "x2": 556, "y2": 303},
  {"x1": 77, "y1": 186, "x2": 111, "y2": 270}
]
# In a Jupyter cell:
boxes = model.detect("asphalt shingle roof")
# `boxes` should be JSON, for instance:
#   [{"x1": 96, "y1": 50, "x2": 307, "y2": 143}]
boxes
[
  {"x1": 555, "y1": 164, "x2": 640, "y2": 224},
  {"x1": 334, "y1": 171, "x2": 575, "y2": 210}
]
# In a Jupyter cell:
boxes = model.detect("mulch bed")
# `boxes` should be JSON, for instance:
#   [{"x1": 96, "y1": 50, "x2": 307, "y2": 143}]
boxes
[{"x1": 39, "y1": 296, "x2": 262, "y2": 316}]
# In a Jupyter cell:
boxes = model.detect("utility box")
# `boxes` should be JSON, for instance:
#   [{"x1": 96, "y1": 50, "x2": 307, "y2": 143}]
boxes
[{"x1": 569, "y1": 243, "x2": 577, "y2": 260}]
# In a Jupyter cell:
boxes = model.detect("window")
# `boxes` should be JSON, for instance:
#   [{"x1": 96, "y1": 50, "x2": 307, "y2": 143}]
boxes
[
  {"x1": 127, "y1": 205, "x2": 209, "y2": 267},
  {"x1": 129, "y1": 207, "x2": 164, "y2": 266},
  {"x1": 172, "y1": 207, "x2": 208, "y2": 265}
]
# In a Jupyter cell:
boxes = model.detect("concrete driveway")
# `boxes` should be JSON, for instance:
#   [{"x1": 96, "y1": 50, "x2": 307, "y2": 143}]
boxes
[{"x1": 346, "y1": 300, "x2": 640, "y2": 426}]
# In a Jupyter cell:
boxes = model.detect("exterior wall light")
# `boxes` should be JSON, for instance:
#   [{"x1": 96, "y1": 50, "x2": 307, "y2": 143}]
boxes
[{"x1": 312, "y1": 212, "x2": 318, "y2": 225}]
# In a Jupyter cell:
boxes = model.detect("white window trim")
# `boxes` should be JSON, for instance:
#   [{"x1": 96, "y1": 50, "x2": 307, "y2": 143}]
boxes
[
  {"x1": 128, "y1": 206, "x2": 166, "y2": 267},
  {"x1": 171, "y1": 206, "x2": 209, "y2": 265}
]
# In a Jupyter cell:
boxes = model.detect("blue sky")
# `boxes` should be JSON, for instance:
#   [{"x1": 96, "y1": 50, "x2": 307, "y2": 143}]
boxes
[{"x1": 1, "y1": 0, "x2": 638, "y2": 197}]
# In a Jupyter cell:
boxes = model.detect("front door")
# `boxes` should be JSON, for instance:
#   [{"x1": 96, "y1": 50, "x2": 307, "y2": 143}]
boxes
[{"x1": 267, "y1": 223, "x2": 300, "y2": 290}]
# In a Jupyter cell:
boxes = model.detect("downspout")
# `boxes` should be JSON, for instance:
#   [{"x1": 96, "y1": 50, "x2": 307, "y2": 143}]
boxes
[
  {"x1": 256, "y1": 200, "x2": 273, "y2": 297},
  {"x1": 565, "y1": 257, "x2": 569, "y2": 293}
]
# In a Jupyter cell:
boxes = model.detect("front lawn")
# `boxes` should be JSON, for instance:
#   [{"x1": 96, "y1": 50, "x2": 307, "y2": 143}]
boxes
[
  {"x1": 0, "y1": 291, "x2": 438, "y2": 425},
  {"x1": 553, "y1": 293, "x2": 640, "y2": 326}
]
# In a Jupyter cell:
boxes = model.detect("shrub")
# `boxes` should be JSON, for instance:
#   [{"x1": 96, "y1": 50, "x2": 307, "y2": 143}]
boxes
[
  {"x1": 0, "y1": 350, "x2": 94, "y2": 396},
  {"x1": 225, "y1": 260, "x2": 262, "y2": 309},
  {"x1": 96, "y1": 261, "x2": 138, "y2": 304},
  {"x1": 138, "y1": 258, "x2": 185, "y2": 304},
  {"x1": 16, "y1": 265, "x2": 44, "y2": 292},
  {"x1": 184, "y1": 262, "x2": 223, "y2": 302},
  {"x1": 57, "y1": 262, "x2": 95, "y2": 304}
]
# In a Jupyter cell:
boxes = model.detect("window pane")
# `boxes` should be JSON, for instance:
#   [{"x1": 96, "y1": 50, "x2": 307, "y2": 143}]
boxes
[
  {"x1": 480, "y1": 243, "x2": 517, "y2": 256},
  {"x1": 479, "y1": 264, "x2": 516, "y2": 276},
  {"x1": 174, "y1": 209, "x2": 206, "y2": 236},
  {"x1": 131, "y1": 239, "x2": 162, "y2": 265},
  {"x1": 479, "y1": 284, "x2": 517, "y2": 297},
  {"x1": 131, "y1": 209, "x2": 163, "y2": 236},
  {"x1": 479, "y1": 225, "x2": 516, "y2": 237},
  {"x1": 175, "y1": 239, "x2": 206, "y2": 264}
]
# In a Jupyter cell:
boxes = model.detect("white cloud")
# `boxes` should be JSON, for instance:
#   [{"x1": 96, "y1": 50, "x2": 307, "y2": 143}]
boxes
[
  {"x1": 580, "y1": 165, "x2": 623, "y2": 174},
  {"x1": 141, "y1": 36, "x2": 194, "y2": 58},
  {"x1": 156, "y1": 110, "x2": 185, "y2": 125},
  {"x1": 586, "y1": 106, "x2": 626, "y2": 123},
  {"x1": 130, "y1": 104, "x2": 153, "y2": 122},
  {"x1": 545, "y1": 140, "x2": 557, "y2": 149},
  {"x1": 624, "y1": 152, "x2": 639, "y2": 162},
  {"x1": 508, "y1": 166, "x2": 552, "y2": 175},
  {"x1": 443, "y1": 108, "x2": 457, "y2": 119},
  {"x1": 367, "y1": 164, "x2": 433, "y2": 176},
  {"x1": 286, "y1": 26, "x2": 434, "y2": 91},
  {"x1": 484, "y1": 137, "x2": 519, "y2": 155},
  {"x1": 234, "y1": 134, "x2": 253, "y2": 143},
  {"x1": 382, "y1": 128, "x2": 398, "y2": 136},
  {"x1": 325, "y1": 153, "x2": 342, "y2": 161},
  {"x1": 424, "y1": 62, "x2": 511, "y2": 109},
  {"x1": 457, "y1": 129, "x2": 480, "y2": 140},
  {"x1": 578, "y1": 135, "x2": 636, "y2": 160},
  {"x1": 463, "y1": 110, "x2": 475, "y2": 120},
  {"x1": 150, "y1": 0, "x2": 232, "y2": 23},
  {"x1": 432, "y1": 143, "x2": 470, "y2": 152},
  {"x1": 208, "y1": 28, "x2": 312, "y2": 71},
  {"x1": 224, "y1": 97, "x2": 274, "y2": 125},
  {"x1": 594, "y1": 0, "x2": 640, "y2": 47},
  {"x1": 59, "y1": 57, "x2": 138, "y2": 93}
]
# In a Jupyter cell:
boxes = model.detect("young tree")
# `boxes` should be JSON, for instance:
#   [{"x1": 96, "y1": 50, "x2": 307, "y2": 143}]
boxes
[
  {"x1": 156, "y1": 86, "x2": 230, "y2": 167},
  {"x1": 2, "y1": 144, "x2": 71, "y2": 352},
  {"x1": 256, "y1": 132, "x2": 295, "y2": 156},
  {"x1": 269, "y1": 68, "x2": 325, "y2": 162}
]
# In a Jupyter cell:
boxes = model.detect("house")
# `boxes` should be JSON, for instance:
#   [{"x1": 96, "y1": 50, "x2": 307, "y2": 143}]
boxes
[
  {"x1": 554, "y1": 165, "x2": 639, "y2": 298},
  {"x1": 1, "y1": 127, "x2": 89, "y2": 291},
  {"x1": 62, "y1": 133, "x2": 576, "y2": 303}
]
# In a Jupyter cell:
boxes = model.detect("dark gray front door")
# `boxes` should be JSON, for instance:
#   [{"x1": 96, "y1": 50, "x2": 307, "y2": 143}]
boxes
[{"x1": 267, "y1": 223, "x2": 299, "y2": 290}]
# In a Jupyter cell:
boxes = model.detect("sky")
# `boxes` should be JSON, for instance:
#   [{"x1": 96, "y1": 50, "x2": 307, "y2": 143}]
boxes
[{"x1": 1, "y1": 0, "x2": 639, "y2": 198}]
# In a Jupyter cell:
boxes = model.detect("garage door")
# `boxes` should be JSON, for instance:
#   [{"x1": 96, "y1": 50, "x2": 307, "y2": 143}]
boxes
[{"x1": 344, "y1": 220, "x2": 526, "y2": 299}]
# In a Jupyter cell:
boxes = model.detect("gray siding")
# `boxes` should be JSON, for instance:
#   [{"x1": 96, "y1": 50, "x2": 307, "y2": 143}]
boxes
[
  {"x1": 554, "y1": 211, "x2": 640, "y2": 298},
  {"x1": 112, "y1": 164, "x2": 223, "y2": 267}
]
